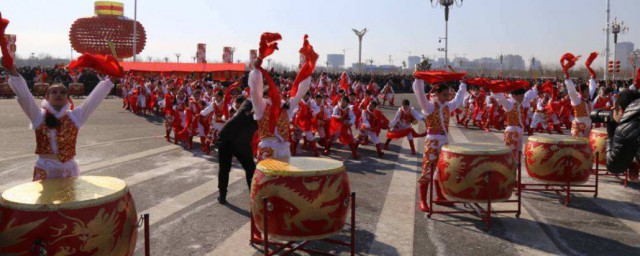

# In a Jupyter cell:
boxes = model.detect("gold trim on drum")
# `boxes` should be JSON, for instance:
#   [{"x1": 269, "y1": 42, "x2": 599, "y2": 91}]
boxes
[
  {"x1": 527, "y1": 134, "x2": 588, "y2": 145},
  {"x1": 1, "y1": 176, "x2": 128, "y2": 211},
  {"x1": 441, "y1": 143, "x2": 511, "y2": 155},
  {"x1": 257, "y1": 157, "x2": 345, "y2": 176},
  {"x1": 591, "y1": 128, "x2": 607, "y2": 135}
]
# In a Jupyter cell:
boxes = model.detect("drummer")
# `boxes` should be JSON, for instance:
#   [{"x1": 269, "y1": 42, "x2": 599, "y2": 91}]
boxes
[
  {"x1": 5, "y1": 61, "x2": 115, "y2": 181},
  {"x1": 492, "y1": 84, "x2": 538, "y2": 158},
  {"x1": 412, "y1": 76, "x2": 467, "y2": 212}
]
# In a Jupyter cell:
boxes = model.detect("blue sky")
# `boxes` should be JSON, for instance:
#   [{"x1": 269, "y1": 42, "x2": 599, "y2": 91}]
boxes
[{"x1": 2, "y1": 0, "x2": 639, "y2": 68}]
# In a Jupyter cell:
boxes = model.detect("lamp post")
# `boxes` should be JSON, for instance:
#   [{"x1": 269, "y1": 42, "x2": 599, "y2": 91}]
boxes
[
  {"x1": 498, "y1": 54, "x2": 504, "y2": 78},
  {"x1": 132, "y1": 0, "x2": 137, "y2": 62},
  {"x1": 630, "y1": 51, "x2": 640, "y2": 80},
  {"x1": 352, "y1": 28, "x2": 368, "y2": 73},
  {"x1": 604, "y1": 0, "x2": 610, "y2": 82},
  {"x1": 611, "y1": 17, "x2": 629, "y2": 82},
  {"x1": 430, "y1": 0, "x2": 463, "y2": 68},
  {"x1": 175, "y1": 53, "x2": 181, "y2": 63}
]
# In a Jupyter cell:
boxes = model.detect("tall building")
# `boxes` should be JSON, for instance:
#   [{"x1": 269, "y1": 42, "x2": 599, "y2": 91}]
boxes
[
  {"x1": 503, "y1": 54, "x2": 526, "y2": 70},
  {"x1": 408, "y1": 56, "x2": 421, "y2": 69},
  {"x1": 530, "y1": 58, "x2": 542, "y2": 71},
  {"x1": 615, "y1": 42, "x2": 634, "y2": 70},
  {"x1": 327, "y1": 54, "x2": 345, "y2": 69}
]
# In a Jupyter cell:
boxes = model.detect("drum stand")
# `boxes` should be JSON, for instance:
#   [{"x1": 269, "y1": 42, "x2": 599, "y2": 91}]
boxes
[
  {"x1": 592, "y1": 153, "x2": 629, "y2": 187},
  {"x1": 137, "y1": 213, "x2": 152, "y2": 256},
  {"x1": 520, "y1": 153, "x2": 599, "y2": 206},
  {"x1": 250, "y1": 192, "x2": 357, "y2": 256},
  {"x1": 426, "y1": 159, "x2": 522, "y2": 231}
]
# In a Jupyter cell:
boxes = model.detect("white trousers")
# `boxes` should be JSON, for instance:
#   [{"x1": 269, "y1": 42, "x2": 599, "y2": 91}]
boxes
[{"x1": 33, "y1": 157, "x2": 80, "y2": 181}]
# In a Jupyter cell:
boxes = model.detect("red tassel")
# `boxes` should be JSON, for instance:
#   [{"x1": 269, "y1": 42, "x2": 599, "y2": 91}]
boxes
[
  {"x1": 290, "y1": 34, "x2": 318, "y2": 97},
  {"x1": 339, "y1": 72, "x2": 350, "y2": 93},
  {"x1": 68, "y1": 53, "x2": 124, "y2": 78},
  {"x1": 414, "y1": 70, "x2": 466, "y2": 84},
  {"x1": 635, "y1": 68, "x2": 640, "y2": 86},
  {"x1": 560, "y1": 53, "x2": 580, "y2": 78},
  {"x1": 585, "y1": 52, "x2": 598, "y2": 78},
  {"x1": 0, "y1": 12, "x2": 14, "y2": 70},
  {"x1": 258, "y1": 32, "x2": 282, "y2": 60}
]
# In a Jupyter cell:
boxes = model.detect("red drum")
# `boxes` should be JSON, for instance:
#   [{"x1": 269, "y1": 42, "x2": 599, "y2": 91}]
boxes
[
  {"x1": 69, "y1": 83, "x2": 85, "y2": 97},
  {"x1": 251, "y1": 157, "x2": 351, "y2": 241},
  {"x1": 525, "y1": 135, "x2": 593, "y2": 185},
  {"x1": 33, "y1": 83, "x2": 50, "y2": 97},
  {"x1": 0, "y1": 176, "x2": 138, "y2": 255},
  {"x1": 0, "y1": 83, "x2": 14, "y2": 98},
  {"x1": 589, "y1": 128, "x2": 607, "y2": 165},
  {"x1": 437, "y1": 143, "x2": 516, "y2": 203}
]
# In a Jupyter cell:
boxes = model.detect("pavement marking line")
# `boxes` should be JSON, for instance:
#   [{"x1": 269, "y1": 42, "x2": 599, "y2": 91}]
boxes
[
  {"x1": 141, "y1": 171, "x2": 244, "y2": 227},
  {"x1": 368, "y1": 139, "x2": 417, "y2": 256},
  {"x1": 0, "y1": 144, "x2": 181, "y2": 192},
  {"x1": 124, "y1": 157, "x2": 208, "y2": 187},
  {"x1": 0, "y1": 135, "x2": 162, "y2": 163},
  {"x1": 205, "y1": 223, "x2": 254, "y2": 256}
]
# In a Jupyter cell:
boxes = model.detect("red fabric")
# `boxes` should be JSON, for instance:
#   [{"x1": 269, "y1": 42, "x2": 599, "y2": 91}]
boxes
[
  {"x1": 375, "y1": 109, "x2": 389, "y2": 131},
  {"x1": 68, "y1": 98, "x2": 75, "y2": 110},
  {"x1": 414, "y1": 70, "x2": 467, "y2": 84},
  {"x1": 68, "y1": 53, "x2": 124, "y2": 78},
  {"x1": 635, "y1": 68, "x2": 640, "y2": 86},
  {"x1": 223, "y1": 81, "x2": 240, "y2": 119},
  {"x1": 0, "y1": 13, "x2": 14, "y2": 70},
  {"x1": 164, "y1": 93, "x2": 174, "y2": 115},
  {"x1": 585, "y1": 52, "x2": 598, "y2": 78},
  {"x1": 560, "y1": 53, "x2": 580, "y2": 78},
  {"x1": 329, "y1": 117, "x2": 354, "y2": 145},
  {"x1": 290, "y1": 35, "x2": 318, "y2": 97},
  {"x1": 464, "y1": 78, "x2": 492, "y2": 87},
  {"x1": 339, "y1": 72, "x2": 350, "y2": 93},
  {"x1": 255, "y1": 32, "x2": 283, "y2": 135},
  {"x1": 540, "y1": 80, "x2": 555, "y2": 95},
  {"x1": 477, "y1": 79, "x2": 530, "y2": 93},
  {"x1": 294, "y1": 102, "x2": 314, "y2": 131},
  {"x1": 386, "y1": 128, "x2": 426, "y2": 139}
]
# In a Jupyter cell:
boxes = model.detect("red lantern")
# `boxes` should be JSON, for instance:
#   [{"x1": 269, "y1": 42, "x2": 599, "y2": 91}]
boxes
[{"x1": 69, "y1": 1, "x2": 146, "y2": 59}]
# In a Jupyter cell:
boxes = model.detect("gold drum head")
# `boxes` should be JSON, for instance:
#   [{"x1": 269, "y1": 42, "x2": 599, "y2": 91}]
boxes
[
  {"x1": 257, "y1": 157, "x2": 345, "y2": 176},
  {"x1": 442, "y1": 143, "x2": 511, "y2": 155},
  {"x1": 528, "y1": 134, "x2": 588, "y2": 145}
]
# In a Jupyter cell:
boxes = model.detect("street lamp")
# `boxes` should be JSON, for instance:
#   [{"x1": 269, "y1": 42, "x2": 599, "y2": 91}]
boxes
[
  {"x1": 630, "y1": 51, "x2": 640, "y2": 80},
  {"x1": 352, "y1": 28, "x2": 368, "y2": 73},
  {"x1": 175, "y1": 53, "x2": 181, "y2": 63},
  {"x1": 498, "y1": 54, "x2": 504, "y2": 78},
  {"x1": 430, "y1": 0, "x2": 464, "y2": 68},
  {"x1": 611, "y1": 17, "x2": 629, "y2": 81}
]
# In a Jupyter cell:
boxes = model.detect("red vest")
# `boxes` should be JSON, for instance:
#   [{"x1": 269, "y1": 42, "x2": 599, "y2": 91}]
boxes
[{"x1": 35, "y1": 115, "x2": 78, "y2": 163}]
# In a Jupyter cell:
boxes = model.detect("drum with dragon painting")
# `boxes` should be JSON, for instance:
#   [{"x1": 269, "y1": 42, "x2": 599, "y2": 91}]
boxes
[
  {"x1": 589, "y1": 128, "x2": 607, "y2": 165},
  {"x1": 69, "y1": 83, "x2": 85, "y2": 97},
  {"x1": 436, "y1": 143, "x2": 516, "y2": 203},
  {"x1": 525, "y1": 134, "x2": 593, "y2": 185},
  {"x1": 33, "y1": 83, "x2": 50, "y2": 98},
  {"x1": 250, "y1": 157, "x2": 351, "y2": 241},
  {"x1": 0, "y1": 176, "x2": 138, "y2": 255}
]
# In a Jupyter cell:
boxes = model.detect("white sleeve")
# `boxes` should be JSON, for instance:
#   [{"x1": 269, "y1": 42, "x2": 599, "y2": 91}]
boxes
[
  {"x1": 71, "y1": 79, "x2": 114, "y2": 127},
  {"x1": 446, "y1": 82, "x2": 468, "y2": 110},
  {"x1": 537, "y1": 102, "x2": 544, "y2": 111},
  {"x1": 331, "y1": 106, "x2": 340, "y2": 118},
  {"x1": 565, "y1": 79, "x2": 581, "y2": 106},
  {"x1": 8, "y1": 75, "x2": 43, "y2": 127},
  {"x1": 411, "y1": 108, "x2": 425, "y2": 121},
  {"x1": 200, "y1": 102, "x2": 214, "y2": 116},
  {"x1": 349, "y1": 108, "x2": 356, "y2": 125},
  {"x1": 524, "y1": 86, "x2": 538, "y2": 102},
  {"x1": 361, "y1": 110, "x2": 371, "y2": 128},
  {"x1": 389, "y1": 109, "x2": 402, "y2": 128},
  {"x1": 249, "y1": 70, "x2": 266, "y2": 120},
  {"x1": 310, "y1": 100, "x2": 320, "y2": 116},
  {"x1": 290, "y1": 77, "x2": 312, "y2": 113},
  {"x1": 491, "y1": 92, "x2": 513, "y2": 111},
  {"x1": 412, "y1": 79, "x2": 434, "y2": 116},
  {"x1": 589, "y1": 78, "x2": 597, "y2": 99}
]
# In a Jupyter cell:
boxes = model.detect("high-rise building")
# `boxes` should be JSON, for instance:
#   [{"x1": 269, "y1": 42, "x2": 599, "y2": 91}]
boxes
[
  {"x1": 503, "y1": 54, "x2": 526, "y2": 70},
  {"x1": 327, "y1": 54, "x2": 345, "y2": 69},
  {"x1": 615, "y1": 42, "x2": 634, "y2": 70},
  {"x1": 408, "y1": 56, "x2": 421, "y2": 69},
  {"x1": 530, "y1": 58, "x2": 542, "y2": 71}
]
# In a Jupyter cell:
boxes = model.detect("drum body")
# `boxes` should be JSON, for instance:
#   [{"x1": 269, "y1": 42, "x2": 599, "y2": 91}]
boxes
[
  {"x1": 437, "y1": 143, "x2": 516, "y2": 203},
  {"x1": 251, "y1": 157, "x2": 351, "y2": 241},
  {"x1": 525, "y1": 135, "x2": 593, "y2": 185},
  {"x1": 589, "y1": 128, "x2": 607, "y2": 165},
  {"x1": 69, "y1": 83, "x2": 85, "y2": 97},
  {"x1": 0, "y1": 176, "x2": 138, "y2": 255},
  {"x1": 0, "y1": 83, "x2": 14, "y2": 98},
  {"x1": 33, "y1": 83, "x2": 50, "y2": 97}
]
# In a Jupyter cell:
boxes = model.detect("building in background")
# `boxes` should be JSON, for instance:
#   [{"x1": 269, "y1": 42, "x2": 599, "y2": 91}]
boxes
[
  {"x1": 530, "y1": 58, "x2": 542, "y2": 71},
  {"x1": 327, "y1": 54, "x2": 345, "y2": 69},
  {"x1": 407, "y1": 56, "x2": 421, "y2": 69},
  {"x1": 503, "y1": 54, "x2": 526, "y2": 70},
  {"x1": 616, "y1": 42, "x2": 634, "y2": 70}
]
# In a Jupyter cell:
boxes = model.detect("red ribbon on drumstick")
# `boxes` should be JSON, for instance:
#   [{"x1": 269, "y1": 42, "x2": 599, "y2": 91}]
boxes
[
  {"x1": 0, "y1": 12, "x2": 14, "y2": 70},
  {"x1": 68, "y1": 53, "x2": 124, "y2": 78},
  {"x1": 255, "y1": 32, "x2": 283, "y2": 134},
  {"x1": 585, "y1": 52, "x2": 598, "y2": 79},
  {"x1": 560, "y1": 53, "x2": 580, "y2": 79},
  {"x1": 290, "y1": 34, "x2": 318, "y2": 97}
]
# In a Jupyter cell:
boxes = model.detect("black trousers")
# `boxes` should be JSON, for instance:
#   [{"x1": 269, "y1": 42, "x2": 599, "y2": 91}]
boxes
[{"x1": 217, "y1": 142, "x2": 256, "y2": 193}]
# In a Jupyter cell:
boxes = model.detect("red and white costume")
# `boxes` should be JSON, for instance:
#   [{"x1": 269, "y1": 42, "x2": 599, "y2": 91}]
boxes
[
  {"x1": 565, "y1": 78, "x2": 596, "y2": 137},
  {"x1": 385, "y1": 106, "x2": 425, "y2": 154},
  {"x1": 9, "y1": 75, "x2": 113, "y2": 181},
  {"x1": 326, "y1": 104, "x2": 359, "y2": 158},
  {"x1": 380, "y1": 83, "x2": 395, "y2": 106},
  {"x1": 492, "y1": 87, "x2": 537, "y2": 157},
  {"x1": 359, "y1": 108, "x2": 388, "y2": 157}
]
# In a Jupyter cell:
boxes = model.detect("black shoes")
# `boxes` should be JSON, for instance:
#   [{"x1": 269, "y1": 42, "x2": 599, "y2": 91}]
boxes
[{"x1": 218, "y1": 191, "x2": 227, "y2": 205}]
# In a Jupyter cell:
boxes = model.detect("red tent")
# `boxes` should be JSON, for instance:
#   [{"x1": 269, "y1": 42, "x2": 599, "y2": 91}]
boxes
[{"x1": 120, "y1": 62, "x2": 246, "y2": 81}]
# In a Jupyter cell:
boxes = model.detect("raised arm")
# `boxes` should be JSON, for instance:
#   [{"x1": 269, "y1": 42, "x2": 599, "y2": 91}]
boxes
[
  {"x1": 446, "y1": 82, "x2": 468, "y2": 109},
  {"x1": 565, "y1": 79, "x2": 581, "y2": 106},
  {"x1": 248, "y1": 69, "x2": 266, "y2": 120},
  {"x1": 71, "y1": 79, "x2": 114, "y2": 127},
  {"x1": 491, "y1": 92, "x2": 513, "y2": 111},
  {"x1": 8, "y1": 73, "x2": 43, "y2": 127},
  {"x1": 524, "y1": 86, "x2": 538, "y2": 103},
  {"x1": 588, "y1": 78, "x2": 597, "y2": 99},
  {"x1": 288, "y1": 77, "x2": 312, "y2": 116},
  {"x1": 412, "y1": 79, "x2": 433, "y2": 115},
  {"x1": 200, "y1": 101, "x2": 215, "y2": 116}
]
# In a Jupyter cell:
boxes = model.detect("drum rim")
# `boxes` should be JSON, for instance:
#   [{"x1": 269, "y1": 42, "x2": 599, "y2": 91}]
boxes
[
  {"x1": 590, "y1": 128, "x2": 607, "y2": 135},
  {"x1": 527, "y1": 134, "x2": 589, "y2": 145},
  {"x1": 0, "y1": 176, "x2": 129, "y2": 211},
  {"x1": 257, "y1": 157, "x2": 345, "y2": 176},
  {"x1": 441, "y1": 143, "x2": 511, "y2": 155}
]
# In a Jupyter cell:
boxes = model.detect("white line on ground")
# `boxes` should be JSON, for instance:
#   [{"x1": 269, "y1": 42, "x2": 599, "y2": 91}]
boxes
[{"x1": 368, "y1": 139, "x2": 418, "y2": 256}]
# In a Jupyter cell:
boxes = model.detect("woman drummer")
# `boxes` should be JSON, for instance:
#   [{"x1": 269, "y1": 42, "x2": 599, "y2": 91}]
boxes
[{"x1": 5, "y1": 62, "x2": 115, "y2": 181}]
